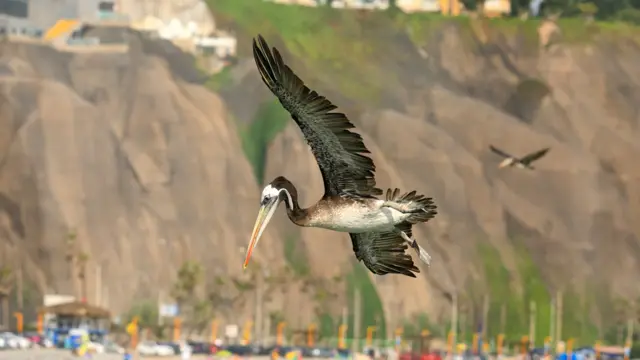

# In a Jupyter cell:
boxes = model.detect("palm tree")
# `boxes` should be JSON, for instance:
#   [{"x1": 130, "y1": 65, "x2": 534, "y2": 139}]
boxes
[
  {"x1": 171, "y1": 261, "x2": 203, "y2": 304},
  {"x1": 0, "y1": 266, "x2": 13, "y2": 329},
  {"x1": 612, "y1": 298, "x2": 629, "y2": 344},
  {"x1": 171, "y1": 260, "x2": 205, "y2": 333},
  {"x1": 65, "y1": 231, "x2": 81, "y2": 298},
  {"x1": 77, "y1": 252, "x2": 89, "y2": 301}
]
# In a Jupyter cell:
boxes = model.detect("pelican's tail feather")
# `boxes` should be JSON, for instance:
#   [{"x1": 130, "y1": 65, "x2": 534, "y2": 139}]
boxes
[{"x1": 384, "y1": 188, "x2": 438, "y2": 224}]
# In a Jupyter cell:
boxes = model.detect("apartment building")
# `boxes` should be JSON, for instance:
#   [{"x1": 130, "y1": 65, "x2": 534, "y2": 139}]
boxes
[
  {"x1": 29, "y1": 0, "x2": 123, "y2": 30},
  {"x1": 0, "y1": 0, "x2": 35, "y2": 35},
  {"x1": 0, "y1": 0, "x2": 127, "y2": 39},
  {"x1": 116, "y1": 0, "x2": 213, "y2": 36}
]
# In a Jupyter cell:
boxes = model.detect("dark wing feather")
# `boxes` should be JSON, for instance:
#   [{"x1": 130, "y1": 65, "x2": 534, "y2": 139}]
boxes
[
  {"x1": 350, "y1": 224, "x2": 420, "y2": 278},
  {"x1": 252, "y1": 35, "x2": 381, "y2": 198},
  {"x1": 520, "y1": 147, "x2": 550, "y2": 165},
  {"x1": 489, "y1": 144, "x2": 514, "y2": 159}
]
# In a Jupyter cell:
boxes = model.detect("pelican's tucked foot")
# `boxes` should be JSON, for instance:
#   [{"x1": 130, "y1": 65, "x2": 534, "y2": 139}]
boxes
[
  {"x1": 414, "y1": 242, "x2": 431, "y2": 266},
  {"x1": 395, "y1": 229, "x2": 431, "y2": 266},
  {"x1": 381, "y1": 200, "x2": 428, "y2": 214}
]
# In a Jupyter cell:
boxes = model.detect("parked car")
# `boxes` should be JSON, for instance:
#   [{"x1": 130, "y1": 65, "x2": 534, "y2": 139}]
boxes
[
  {"x1": 187, "y1": 341, "x2": 212, "y2": 354},
  {"x1": 0, "y1": 332, "x2": 31, "y2": 349},
  {"x1": 157, "y1": 341, "x2": 182, "y2": 355},
  {"x1": 88, "y1": 342, "x2": 105, "y2": 354},
  {"x1": 136, "y1": 341, "x2": 175, "y2": 356},
  {"x1": 226, "y1": 344, "x2": 254, "y2": 356},
  {"x1": 104, "y1": 340, "x2": 125, "y2": 354},
  {"x1": 312, "y1": 347, "x2": 337, "y2": 358}
]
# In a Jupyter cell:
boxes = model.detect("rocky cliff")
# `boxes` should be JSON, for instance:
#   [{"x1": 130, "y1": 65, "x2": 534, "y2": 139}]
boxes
[
  {"x1": 211, "y1": 0, "x2": 640, "y2": 339},
  {"x1": 0, "y1": 32, "x2": 286, "y2": 319},
  {"x1": 1, "y1": 3, "x2": 640, "y2": 340}
]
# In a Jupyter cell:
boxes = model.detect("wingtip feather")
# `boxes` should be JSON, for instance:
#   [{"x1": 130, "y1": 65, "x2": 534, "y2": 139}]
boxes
[{"x1": 252, "y1": 33, "x2": 381, "y2": 198}]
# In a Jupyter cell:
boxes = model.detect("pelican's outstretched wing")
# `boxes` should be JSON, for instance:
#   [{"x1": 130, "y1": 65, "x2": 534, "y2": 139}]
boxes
[
  {"x1": 521, "y1": 147, "x2": 550, "y2": 164},
  {"x1": 252, "y1": 35, "x2": 381, "y2": 198},
  {"x1": 350, "y1": 223, "x2": 420, "y2": 278},
  {"x1": 489, "y1": 144, "x2": 514, "y2": 159}
]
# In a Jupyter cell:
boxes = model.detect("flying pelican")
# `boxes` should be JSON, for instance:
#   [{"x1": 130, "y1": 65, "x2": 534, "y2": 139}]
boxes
[
  {"x1": 489, "y1": 145, "x2": 550, "y2": 170},
  {"x1": 244, "y1": 35, "x2": 438, "y2": 278}
]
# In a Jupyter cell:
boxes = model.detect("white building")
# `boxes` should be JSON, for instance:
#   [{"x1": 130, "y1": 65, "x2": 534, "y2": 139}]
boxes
[
  {"x1": 117, "y1": 0, "x2": 214, "y2": 37},
  {"x1": 0, "y1": 0, "x2": 130, "y2": 40},
  {"x1": 194, "y1": 34, "x2": 236, "y2": 58}
]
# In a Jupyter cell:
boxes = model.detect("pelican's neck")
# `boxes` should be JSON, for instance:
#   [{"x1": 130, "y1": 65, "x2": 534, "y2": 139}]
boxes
[
  {"x1": 280, "y1": 187, "x2": 299, "y2": 211},
  {"x1": 279, "y1": 185, "x2": 308, "y2": 225}
]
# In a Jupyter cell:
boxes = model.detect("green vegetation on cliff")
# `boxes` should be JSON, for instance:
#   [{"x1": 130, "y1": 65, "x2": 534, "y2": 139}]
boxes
[
  {"x1": 346, "y1": 261, "x2": 387, "y2": 343},
  {"x1": 207, "y1": 0, "x2": 640, "y2": 64},
  {"x1": 477, "y1": 242, "x2": 599, "y2": 346},
  {"x1": 207, "y1": 0, "x2": 405, "y2": 104},
  {"x1": 240, "y1": 100, "x2": 289, "y2": 184}
]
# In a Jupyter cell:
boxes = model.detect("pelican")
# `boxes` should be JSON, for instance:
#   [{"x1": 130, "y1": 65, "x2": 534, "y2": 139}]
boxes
[
  {"x1": 489, "y1": 145, "x2": 550, "y2": 170},
  {"x1": 244, "y1": 35, "x2": 438, "y2": 278}
]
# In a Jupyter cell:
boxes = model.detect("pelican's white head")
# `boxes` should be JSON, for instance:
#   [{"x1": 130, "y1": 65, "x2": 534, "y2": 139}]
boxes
[{"x1": 244, "y1": 179, "x2": 295, "y2": 270}]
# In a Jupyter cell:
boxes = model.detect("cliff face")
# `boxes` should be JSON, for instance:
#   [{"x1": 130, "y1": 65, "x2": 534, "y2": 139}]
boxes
[
  {"x1": 0, "y1": 33, "x2": 285, "y2": 315},
  {"x1": 213, "y1": 0, "x2": 640, "y2": 334},
  {"x1": 2, "y1": 9, "x2": 640, "y2": 337}
]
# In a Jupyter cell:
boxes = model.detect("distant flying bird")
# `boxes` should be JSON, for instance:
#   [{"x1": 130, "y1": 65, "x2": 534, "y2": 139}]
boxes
[
  {"x1": 244, "y1": 35, "x2": 438, "y2": 278},
  {"x1": 489, "y1": 145, "x2": 550, "y2": 170}
]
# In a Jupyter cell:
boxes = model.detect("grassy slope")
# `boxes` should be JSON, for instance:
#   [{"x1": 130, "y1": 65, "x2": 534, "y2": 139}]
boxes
[{"x1": 206, "y1": 0, "x2": 640, "y2": 343}]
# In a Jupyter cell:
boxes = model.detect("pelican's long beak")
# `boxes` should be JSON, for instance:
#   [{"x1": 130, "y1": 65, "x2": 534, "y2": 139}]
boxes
[{"x1": 244, "y1": 197, "x2": 280, "y2": 270}]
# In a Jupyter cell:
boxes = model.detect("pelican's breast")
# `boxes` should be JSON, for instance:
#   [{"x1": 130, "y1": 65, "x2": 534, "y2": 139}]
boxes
[{"x1": 307, "y1": 197, "x2": 403, "y2": 233}]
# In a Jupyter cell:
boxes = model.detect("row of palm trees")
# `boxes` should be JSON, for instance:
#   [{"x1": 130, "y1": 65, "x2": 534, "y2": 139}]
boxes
[
  {"x1": 0, "y1": 231, "x2": 90, "y2": 330},
  {"x1": 0, "y1": 265, "x2": 12, "y2": 329},
  {"x1": 165, "y1": 258, "x2": 344, "y2": 337}
]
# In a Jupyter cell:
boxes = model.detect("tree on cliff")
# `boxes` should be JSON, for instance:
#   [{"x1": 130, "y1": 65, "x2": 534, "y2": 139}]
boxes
[
  {"x1": 65, "y1": 231, "x2": 81, "y2": 299},
  {"x1": 534, "y1": 0, "x2": 638, "y2": 19},
  {"x1": 171, "y1": 260, "x2": 213, "y2": 334},
  {"x1": 77, "y1": 252, "x2": 89, "y2": 301},
  {"x1": 0, "y1": 266, "x2": 13, "y2": 329},
  {"x1": 64, "y1": 231, "x2": 90, "y2": 301},
  {"x1": 171, "y1": 260, "x2": 203, "y2": 305},
  {"x1": 460, "y1": 0, "x2": 485, "y2": 14}
]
